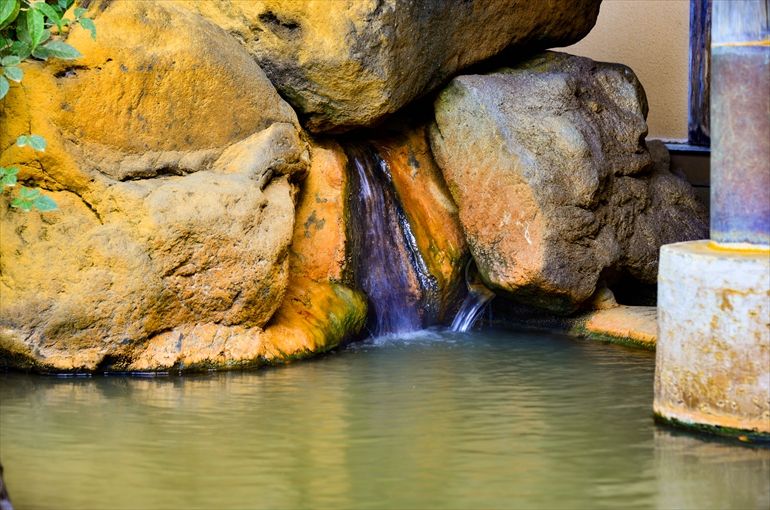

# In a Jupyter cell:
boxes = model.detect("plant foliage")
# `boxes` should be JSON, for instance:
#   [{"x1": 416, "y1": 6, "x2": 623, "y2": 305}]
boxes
[{"x1": 0, "y1": 0, "x2": 95, "y2": 212}]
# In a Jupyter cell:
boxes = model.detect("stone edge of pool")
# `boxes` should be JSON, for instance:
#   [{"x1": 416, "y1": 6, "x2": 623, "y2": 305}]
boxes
[
  {"x1": 0, "y1": 305, "x2": 658, "y2": 375},
  {"x1": 490, "y1": 305, "x2": 658, "y2": 352}
]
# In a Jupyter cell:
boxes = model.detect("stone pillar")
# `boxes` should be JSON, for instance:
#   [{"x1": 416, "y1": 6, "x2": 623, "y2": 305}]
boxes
[{"x1": 654, "y1": 0, "x2": 770, "y2": 439}]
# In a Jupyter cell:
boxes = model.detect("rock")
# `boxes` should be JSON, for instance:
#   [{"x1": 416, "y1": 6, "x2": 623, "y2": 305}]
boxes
[
  {"x1": 582, "y1": 286, "x2": 619, "y2": 311},
  {"x1": 175, "y1": 0, "x2": 603, "y2": 133},
  {"x1": 430, "y1": 51, "x2": 708, "y2": 314},
  {"x1": 611, "y1": 140, "x2": 711, "y2": 284},
  {"x1": 583, "y1": 306, "x2": 657, "y2": 349},
  {"x1": 340, "y1": 118, "x2": 469, "y2": 334},
  {"x1": 0, "y1": 1, "x2": 309, "y2": 371},
  {"x1": 260, "y1": 139, "x2": 368, "y2": 354}
]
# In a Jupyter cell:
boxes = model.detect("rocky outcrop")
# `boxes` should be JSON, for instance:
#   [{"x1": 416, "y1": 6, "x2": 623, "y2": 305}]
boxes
[
  {"x1": 260, "y1": 139, "x2": 368, "y2": 354},
  {"x1": 127, "y1": 138, "x2": 368, "y2": 370},
  {"x1": 0, "y1": 1, "x2": 310, "y2": 371},
  {"x1": 430, "y1": 52, "x2": 708, "y2": 314},
  {"x1": 175, "y1": 0, "x2": 603, "y2": 133},
  {"x1": 1, "y1": 0, "x2": 694, "y2": 370}
]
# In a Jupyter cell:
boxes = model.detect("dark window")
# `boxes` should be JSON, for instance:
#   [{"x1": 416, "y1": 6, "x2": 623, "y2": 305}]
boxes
[{"x1": 689, "y1": 0, "x2": 711, "y2": 146}]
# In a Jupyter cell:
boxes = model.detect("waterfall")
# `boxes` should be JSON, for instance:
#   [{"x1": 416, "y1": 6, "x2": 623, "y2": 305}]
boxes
[
  {"x1": 451, "y1": 261, "x2": 496, "y2": 332},
  {"x1": 345, "y1": 142, "x2": 439, "y2": 337}
]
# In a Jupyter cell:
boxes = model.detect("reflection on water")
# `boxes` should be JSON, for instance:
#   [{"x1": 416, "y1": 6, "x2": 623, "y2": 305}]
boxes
[
  {"x1": 654, "y1": 428, "x2": 770, "y2": 509},
  {"x1": 1, "y1": 329, "x2": 768, "y2": 509}
]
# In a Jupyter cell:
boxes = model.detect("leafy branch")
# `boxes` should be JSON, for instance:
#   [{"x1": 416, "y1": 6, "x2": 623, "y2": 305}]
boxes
[
  {"x1": 1, "y1": 135, "x2": 56, "y2": 211},
  {"x1": 1, "y1": 0, "x2": 95, "y2": 212}
]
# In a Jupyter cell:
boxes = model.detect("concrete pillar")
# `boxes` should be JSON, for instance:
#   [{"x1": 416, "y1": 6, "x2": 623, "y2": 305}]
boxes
[{"x1": 654, "y1": 0, "x2": 770, "y2": 439}]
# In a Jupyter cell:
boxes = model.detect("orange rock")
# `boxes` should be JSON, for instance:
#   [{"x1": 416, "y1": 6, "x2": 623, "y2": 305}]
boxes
[
  {"x1": 125, "y1": 139, "x2": 367, "y2": 370},
  {"x1": 262, "y1": 138, "x2": 367, "y2": 354},
  {"x1": 583, "y1": 306, "x2": 657, "y2": 349},
  {"x1": 431, "y1": 52, "x2": 708, "y2": 314},
  {"x1": 287, "y1": 140, "x2": 350, "y2": 283}
]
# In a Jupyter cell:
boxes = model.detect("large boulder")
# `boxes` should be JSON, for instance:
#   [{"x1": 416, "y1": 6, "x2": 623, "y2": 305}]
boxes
[
  {"x1": 0, "y1": 1, "x2": 309, "y2": 371},
  {"x1": 430, "y1": 52, "x2": 709, "y2": 314},
  {"x1": 175, "y1": 0, "x2": 603, "y2": 133}
]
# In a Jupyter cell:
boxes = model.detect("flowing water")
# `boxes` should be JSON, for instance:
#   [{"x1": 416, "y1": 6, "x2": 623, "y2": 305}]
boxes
[
  {"x1": 345, "y1": 142, "x2": 440, "y2": 335},
  {"x1": 451, "y1": 262, "x2": 496, "y2": 332},
  {"x1": 450, "y1": 289, "x2": 494, "y2": 332},
  {"x1": 2, "y1": 328, "x2": 768, "y2": 509}
]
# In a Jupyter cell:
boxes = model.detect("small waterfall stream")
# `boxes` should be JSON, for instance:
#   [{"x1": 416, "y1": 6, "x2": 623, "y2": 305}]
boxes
[
  {"x1": 345, "y1": 142, "x2": 439, "y2": 336},
  {"x1": 344, "y1": 140, "x2": 494, "y2": 337},
  {"x1": 450, "y1": 288, "x2": 495, "y2": 332},
  {"x1": 450, "y1": 261, "x2": 496, "y2": 332}
]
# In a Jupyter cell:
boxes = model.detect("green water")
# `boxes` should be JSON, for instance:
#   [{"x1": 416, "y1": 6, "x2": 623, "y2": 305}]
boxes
[{"x1": 1, "y1": 329, "x2": 768, "y2": 509}]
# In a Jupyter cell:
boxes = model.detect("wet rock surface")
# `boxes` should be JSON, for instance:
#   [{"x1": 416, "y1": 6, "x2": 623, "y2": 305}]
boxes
[
  {"x1": 431, "y1": 52, "x2": 708, "y2": 314},
  {"x1": 343, "y1": 120, "x2": 468, "y2": 335},
  {"x1": 175, "y1": 0, "x2": 602, "y2": 133}
]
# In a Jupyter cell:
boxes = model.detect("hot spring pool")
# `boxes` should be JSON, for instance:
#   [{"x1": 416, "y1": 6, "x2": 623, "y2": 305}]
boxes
[{"x1": 1, "y1": 328, "x2": 768, "y2": 509}]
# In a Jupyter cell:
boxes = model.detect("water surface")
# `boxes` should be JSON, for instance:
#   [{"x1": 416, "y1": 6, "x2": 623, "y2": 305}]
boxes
[{"x1": 1, "y1": 329, "x2": 768, "y2": 509}]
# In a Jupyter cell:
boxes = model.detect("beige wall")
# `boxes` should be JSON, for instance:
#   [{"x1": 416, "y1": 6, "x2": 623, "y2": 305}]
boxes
[{"x1": 560, "y1": 0, "x2": 690, "y2": 141}]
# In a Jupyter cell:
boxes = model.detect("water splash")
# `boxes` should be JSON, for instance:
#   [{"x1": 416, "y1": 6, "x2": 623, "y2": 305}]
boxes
[{"x1": 451, "y1": 260, "x2": 496, "y2": 332}]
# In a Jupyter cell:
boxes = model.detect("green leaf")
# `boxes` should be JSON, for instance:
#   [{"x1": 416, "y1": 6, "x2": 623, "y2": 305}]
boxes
[
  {"x1": 31, "y1": 45, "x2": 50, "y2": 60},
  {"x1": 33, "y1": 1, "x2": 62, "y2": 32},
  {"x1": 2, "y1": 64, "x2": 22, "y2": 81},
  {"x1": 6, "y1": 167, "x2": 18, "y2": 175},
  {"x1": 2, "y1": 174, "x2": 17, "y2": 186},
  {"x1": 0, "y1": 0, "x2": 15, "y2": 26},
  {"x1": 1, "y1": 55, "x2": 20, "y2": 66},
  {"x1": 42, "y1": 40, "x2": 82, "y2": 60},
  {"x1": 28, "y1": 134, "x2": 46, "y2": 151},
  {"x1": 12, "y1": 41, "x2": 31, "y2": 61},
  {"x1": 33, "y1": 194, "x2": 57, "y2": 211},
  {"x1": 20, "y1": 187, "x2": 40, "y2": 199},
  {"x1": 15, "y1": 10, "x2": 30, "y2": 44},
  {"x1": 77, "y1": 16, "x2": 95, "y2": 40},
  {"x1": 0, "y1": 74, "x2": 8, "y2": 100},
  {"x1": 10, "y1": 197, "x2": 27, "y2": 209},
  {"x1": 27, "y1": 7, "x2": 45, "y2": 47},
  {"x1": 16, "y1": 135, "x2": 28, "y2": 147},
  {"x1": 0, "y1": 0, "x2": 19, "y2": 31},
  {"x1": 73, "y1": 7, "x2": 86, "y2": 18}
]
